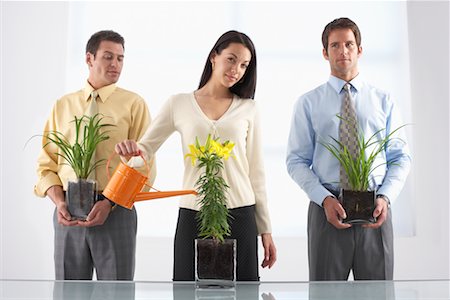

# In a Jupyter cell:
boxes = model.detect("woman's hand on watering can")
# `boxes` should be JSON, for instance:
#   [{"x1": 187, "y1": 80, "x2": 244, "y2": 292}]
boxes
[
  {"x1": 77, "y1": 200, "x2": 112, "y2": 227},
  {"x1": 115, "y1": 140, "x2": 141, "y2": 160}
]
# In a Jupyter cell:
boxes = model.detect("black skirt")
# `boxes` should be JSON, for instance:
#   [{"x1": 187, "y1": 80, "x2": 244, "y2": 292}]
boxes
[{"x1": 173, "y1": 205, "x2": 259, "y2": 281}]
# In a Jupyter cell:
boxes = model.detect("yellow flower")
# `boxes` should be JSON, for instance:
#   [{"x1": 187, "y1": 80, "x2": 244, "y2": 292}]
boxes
[
  {"x1": 206, "y1": 139, "x2": 235, "y2": 160},
  {"x1": 185, "y1": 144, "x2": 202, "y2": 165},
  {"x1": 185, "y1": 134, "x2": 235, "y2": 165},
  {"x1": 209, "y1": 139, "x2": 224, "y2": 157},
  {"x1": 221, "y1": 141, "x2": 235, "y2": 160}
]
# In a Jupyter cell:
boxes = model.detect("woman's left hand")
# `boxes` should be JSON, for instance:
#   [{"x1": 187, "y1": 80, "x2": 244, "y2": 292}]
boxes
[{"x1": 261, "y1": 233, "x2": 277, "y2": 268}]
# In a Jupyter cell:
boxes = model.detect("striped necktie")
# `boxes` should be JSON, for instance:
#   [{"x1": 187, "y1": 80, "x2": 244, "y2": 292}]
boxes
[{"x1": 339, "y1": 83, "x2": 359, "y2": 189}]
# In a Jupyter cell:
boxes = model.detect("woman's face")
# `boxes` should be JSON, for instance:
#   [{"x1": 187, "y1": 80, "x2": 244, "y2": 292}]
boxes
[{"x1": 210, "y1": 42, "x2": 251, "y2": 88}]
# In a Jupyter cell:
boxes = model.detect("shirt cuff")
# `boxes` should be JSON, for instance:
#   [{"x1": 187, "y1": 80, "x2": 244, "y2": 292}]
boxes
[
  {"x1": 34, "y1": 173, "x2": 63, "y2": 197},
  {"x1": 310, "y1": 185, "x2": 335, "y2": 207},
  {"x1": 376, "y1": 194, "x2": 391, "y2": 207}
]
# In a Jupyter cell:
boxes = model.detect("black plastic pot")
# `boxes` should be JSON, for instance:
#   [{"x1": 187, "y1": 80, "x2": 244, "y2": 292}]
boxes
[
  {"x1": 340, "y1": 189, "x2": 376, "y2": 224},
  {"x1": 195, "y1": 238, "x2": 236, "y2": 289}
]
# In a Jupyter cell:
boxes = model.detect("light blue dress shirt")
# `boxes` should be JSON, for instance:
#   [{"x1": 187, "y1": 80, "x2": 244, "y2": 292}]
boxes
[{"x1": 286, "y1": 75, "x2": 411, "y2": 206}]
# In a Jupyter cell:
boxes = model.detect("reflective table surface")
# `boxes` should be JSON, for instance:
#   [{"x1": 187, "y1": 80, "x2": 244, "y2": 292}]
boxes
[{"x1": 1, "y1": 280, "x2": 449, "y2": 300}]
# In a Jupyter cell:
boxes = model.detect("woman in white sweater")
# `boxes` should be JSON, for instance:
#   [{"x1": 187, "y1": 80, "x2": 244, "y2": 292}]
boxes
[{"x1": 115, "y1": 30, "x2": 277, "y2": 281}]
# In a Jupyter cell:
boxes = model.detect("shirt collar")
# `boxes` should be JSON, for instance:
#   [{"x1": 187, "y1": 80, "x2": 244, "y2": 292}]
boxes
[
  {"x1": 83, "y1": 82, "x2": 117, "y2": 103},
  {"x1": 328, "y1": 74, "x2": 363, "y2": 94}
]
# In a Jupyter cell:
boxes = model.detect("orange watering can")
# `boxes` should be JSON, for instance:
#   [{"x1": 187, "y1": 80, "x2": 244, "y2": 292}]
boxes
[{"x1": 103, "y1": 153, "x2": 197, "y2": 209}]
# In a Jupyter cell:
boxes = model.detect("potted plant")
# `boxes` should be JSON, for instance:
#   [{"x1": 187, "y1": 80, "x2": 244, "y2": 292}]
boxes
[
  {"x1": 185, "y1": 134, "x2": 236, "y2": 288},
  {"x1": 321, "y1": 116, "x2": 407, "y2": 224},
  {"x1": 42, "y1": 113, "x2": 115, "y2": 220}
]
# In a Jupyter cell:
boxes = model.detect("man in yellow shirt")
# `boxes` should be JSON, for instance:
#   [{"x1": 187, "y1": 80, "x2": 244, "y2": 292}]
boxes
[{"x1": 35, "y1": 30, "x2": 155, "y2": 280}]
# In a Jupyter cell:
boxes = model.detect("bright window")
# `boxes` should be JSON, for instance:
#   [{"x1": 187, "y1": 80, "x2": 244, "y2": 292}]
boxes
[{"x1": 66, "y1": 1, "x2": 413, "y2": 238}]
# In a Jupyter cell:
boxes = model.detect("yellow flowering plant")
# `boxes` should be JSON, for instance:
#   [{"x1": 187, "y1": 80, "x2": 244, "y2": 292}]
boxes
[{"x1": 185, "y1": 134, "x2": 235, "y2": 243}]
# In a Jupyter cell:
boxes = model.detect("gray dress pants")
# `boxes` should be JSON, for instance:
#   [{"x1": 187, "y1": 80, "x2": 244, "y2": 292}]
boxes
[
  {"x1": 308, "y1": 201, "x2": 394, "y2": 281},
  {"x1": 53, "y1": 205, "x2": 137, "y2": 280}
]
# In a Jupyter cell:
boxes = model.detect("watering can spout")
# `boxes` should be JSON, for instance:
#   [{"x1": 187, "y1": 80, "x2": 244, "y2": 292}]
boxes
[
  {"x1": 134, "y1": 190, "x2": 197, "y2": 201},
  {"x1": 103, "y1": 154, "x2": 197, "y2": 209}
]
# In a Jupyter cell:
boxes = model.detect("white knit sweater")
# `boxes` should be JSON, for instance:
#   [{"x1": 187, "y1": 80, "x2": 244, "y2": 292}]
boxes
[{"x1": 137, "y1": 92, "x2": 272, "y2": 234}]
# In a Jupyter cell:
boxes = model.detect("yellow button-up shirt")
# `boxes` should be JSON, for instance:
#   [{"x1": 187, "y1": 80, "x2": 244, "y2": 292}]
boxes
[{"x1": 35, "y1": 82, "x2": 155, "y2": 197}]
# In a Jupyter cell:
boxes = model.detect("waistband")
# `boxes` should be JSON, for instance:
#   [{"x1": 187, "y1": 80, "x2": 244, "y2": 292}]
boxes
[{"x1": 63, "y1": 191, "x2": 106, "y2": 201}]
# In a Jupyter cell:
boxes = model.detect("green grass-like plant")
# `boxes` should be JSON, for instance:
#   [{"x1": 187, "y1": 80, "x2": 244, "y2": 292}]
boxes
[
  {"x1": 42, "y1": 113, "x2": 115, "y2": 179},
  {"x1": 320, "y1": 115, "x2": 407, "y2": 191},
  {"x1": 185, "y1": 134, "x2": 235, "y2": 243}
]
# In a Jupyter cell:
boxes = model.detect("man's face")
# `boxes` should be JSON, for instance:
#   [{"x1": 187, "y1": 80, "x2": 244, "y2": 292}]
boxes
[
  {"x1": 86, "y1": 40, "x2": 124, "y2": 89},
  {"x1": 323, "y1": 28, "x2": 362, "y2": 81}
]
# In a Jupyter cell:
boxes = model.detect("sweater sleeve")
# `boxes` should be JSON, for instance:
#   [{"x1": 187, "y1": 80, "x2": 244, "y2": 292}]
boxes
[
  {"x1": 129, "y1": 96, "x2": 157, "y2": 186},
  {"x1": 246, "y1": 103, "x2": 272, "y2": 234},
  {"x1": 137, "y1": 96, "x2": 176, "y2": 162}
]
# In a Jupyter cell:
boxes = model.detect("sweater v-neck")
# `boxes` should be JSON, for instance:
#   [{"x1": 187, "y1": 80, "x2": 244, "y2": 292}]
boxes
[{"x1": 191, "y1": 92, "x2": 236, "y2": 123}]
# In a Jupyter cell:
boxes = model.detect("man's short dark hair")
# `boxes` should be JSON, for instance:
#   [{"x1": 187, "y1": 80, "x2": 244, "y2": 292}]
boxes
[
  {"x1": 86, "y1": 30, "x2": 125, "y2": 56},
  {"x1": 322, "y1": 18, "x2": 361, "y2": 54}
]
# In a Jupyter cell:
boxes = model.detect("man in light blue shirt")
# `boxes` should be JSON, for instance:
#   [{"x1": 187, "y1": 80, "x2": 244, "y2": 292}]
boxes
[{"x1": 286, "y1": 18, "x2": 411, "y2": 280}]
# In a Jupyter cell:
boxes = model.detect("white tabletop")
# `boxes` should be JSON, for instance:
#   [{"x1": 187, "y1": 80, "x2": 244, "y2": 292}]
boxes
[{"x1": 1, "y1": 280, "x2": 449, "y2": 300}]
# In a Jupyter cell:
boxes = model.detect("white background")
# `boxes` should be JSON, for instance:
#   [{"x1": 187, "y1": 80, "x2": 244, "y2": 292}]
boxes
[{"x1": 1, "y1": 1, "x2": 449, "y2": 281}]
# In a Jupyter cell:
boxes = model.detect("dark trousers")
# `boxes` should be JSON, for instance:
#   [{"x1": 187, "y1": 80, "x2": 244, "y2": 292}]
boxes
[
  {"x1": 53, "y1": 206, "x2": 137, "y2": 280},
  {"x1": 308, "y1": 201, "x2": 394, "y2": 280},
  {"x1": 173, "y1": 205, "x2": 259, "y2": 281}
]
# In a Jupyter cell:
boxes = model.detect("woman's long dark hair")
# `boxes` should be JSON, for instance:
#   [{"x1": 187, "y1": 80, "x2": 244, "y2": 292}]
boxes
[{"x1": 198, "y1": 30, "x2": 257, "y2": 99}]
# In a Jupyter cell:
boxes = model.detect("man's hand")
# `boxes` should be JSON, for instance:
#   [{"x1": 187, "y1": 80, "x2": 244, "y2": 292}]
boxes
[
  {"x1": 46, "y1": 185, "x2": 78, "y2": 226},
  {"x1": 78, "y1": 200, "x2": 112, "y2": 227},
  {"x1": 363, "y1": 197, "x2": 389, "y2": 229},
  {"x1": 55, "y1": 202, "x2": 79, "y2": 226},
  {"x1": 322, "y1": 196, "x2": 352, "y2": 229}
]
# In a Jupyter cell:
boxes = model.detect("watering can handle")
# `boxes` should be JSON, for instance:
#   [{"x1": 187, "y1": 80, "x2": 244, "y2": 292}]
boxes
[{"x1": 106, "y1": 152, "x2": 159, "y2": 191}]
